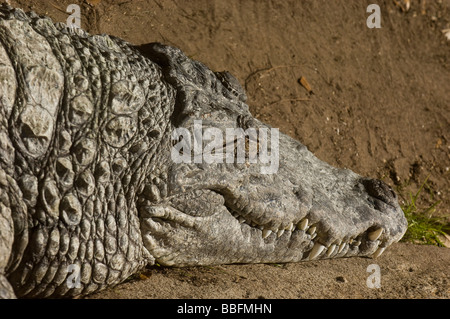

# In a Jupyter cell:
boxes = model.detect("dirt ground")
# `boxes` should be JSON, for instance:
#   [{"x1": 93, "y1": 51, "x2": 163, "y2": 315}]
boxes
[
  {"x1": 3, "y1": 0, "x2": 449, "y2": 299},
  {"x1": 84, "y1": 243, "x2": 449, "y2": 299}
]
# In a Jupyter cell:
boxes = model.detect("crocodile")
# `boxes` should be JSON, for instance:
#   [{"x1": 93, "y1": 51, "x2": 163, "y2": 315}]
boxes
[{"x1": 0, "y1": 5, "x2": 407, "y2": 298}]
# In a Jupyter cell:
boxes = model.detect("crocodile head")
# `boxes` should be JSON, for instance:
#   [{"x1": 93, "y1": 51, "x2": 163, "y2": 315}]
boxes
[{"x1": 137, "y1": 44, "x2": 408, "y2": 266}]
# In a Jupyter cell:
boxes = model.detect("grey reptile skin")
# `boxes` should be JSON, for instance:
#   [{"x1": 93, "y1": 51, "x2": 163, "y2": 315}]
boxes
[{"x1": 0, "y1": 5, "x2": 407, "y2": 298}]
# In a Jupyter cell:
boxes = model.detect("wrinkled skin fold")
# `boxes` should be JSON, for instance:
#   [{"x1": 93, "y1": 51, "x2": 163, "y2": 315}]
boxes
[{"x1": 0, "y1": 5, "x2": 407, "y2": 298}]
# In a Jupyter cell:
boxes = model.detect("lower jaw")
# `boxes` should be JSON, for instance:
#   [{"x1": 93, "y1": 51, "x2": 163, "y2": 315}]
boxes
[
  {"x1": 226, "y1": 211, "x2": 387, "y2": 262},
  {"x1": 149, "y1": 224, "x2": 385, "y2": 267},
  {"x1": 140, "y1": 205, "x2": 388, "y2": 266},
  {"x1": 237, "y1": 225, "x2": 384, "y2": 263}
]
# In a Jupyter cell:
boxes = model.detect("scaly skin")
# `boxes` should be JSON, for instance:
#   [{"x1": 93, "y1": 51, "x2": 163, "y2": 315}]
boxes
[{"x1": 0, "y1": 5, "x2": 407, "y2": 298}]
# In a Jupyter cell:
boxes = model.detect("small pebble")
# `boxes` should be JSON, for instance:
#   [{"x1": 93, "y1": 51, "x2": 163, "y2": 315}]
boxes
[{"x1": 336, "y1": 276, "x2": 347, "y2": 283}]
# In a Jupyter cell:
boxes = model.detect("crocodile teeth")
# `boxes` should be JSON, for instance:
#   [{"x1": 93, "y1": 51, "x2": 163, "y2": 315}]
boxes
[
  {"x1": 307, "y1": 226, "x2": 316, "y2": 235},
  {"x1": 372, "y1": 247, "x2": 385, "y2": 258},
  {"x1": 326, "y1": 244, "x2": 336, "y2": 257},
  {"x1": 368, "y1": 228, "x2": 383, "y2": 241},
  {"x1": 277, "y1": 229, "x2": 285, "y2": 238},
  {"x1": 309, "y1": 243, "x2": 325, "y2": 260},
  {"x1": 338, "y1": 242, "x2": 347, "y2": 253},
  {"x1": 297, "y1": 218, "x2": 308, "y2": 231},
  {"x1": 238, "y1": 217, "x2": 245, "y2": 224},
  {"x1": 262, "y1": 229, "x2": 272, "y2": 239},
  {"x1": 286, "y1": 222, "x2": 294, "y2": 231}
]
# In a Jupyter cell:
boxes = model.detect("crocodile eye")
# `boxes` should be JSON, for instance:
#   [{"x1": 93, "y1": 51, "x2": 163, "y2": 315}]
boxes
[{"x1": 216, "y1": 71, "x2": 247, "y2": 102}]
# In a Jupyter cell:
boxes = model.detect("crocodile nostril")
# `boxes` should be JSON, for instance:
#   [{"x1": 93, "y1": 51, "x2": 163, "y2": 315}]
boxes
[{"x1": 361, "y1": 178, "x2": 397, "y2": 208}]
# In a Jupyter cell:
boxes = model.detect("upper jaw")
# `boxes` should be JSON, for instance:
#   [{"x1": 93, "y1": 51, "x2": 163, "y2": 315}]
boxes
[{"x1": 210, "y1": 176, "x2": 407, "y2": 260}]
